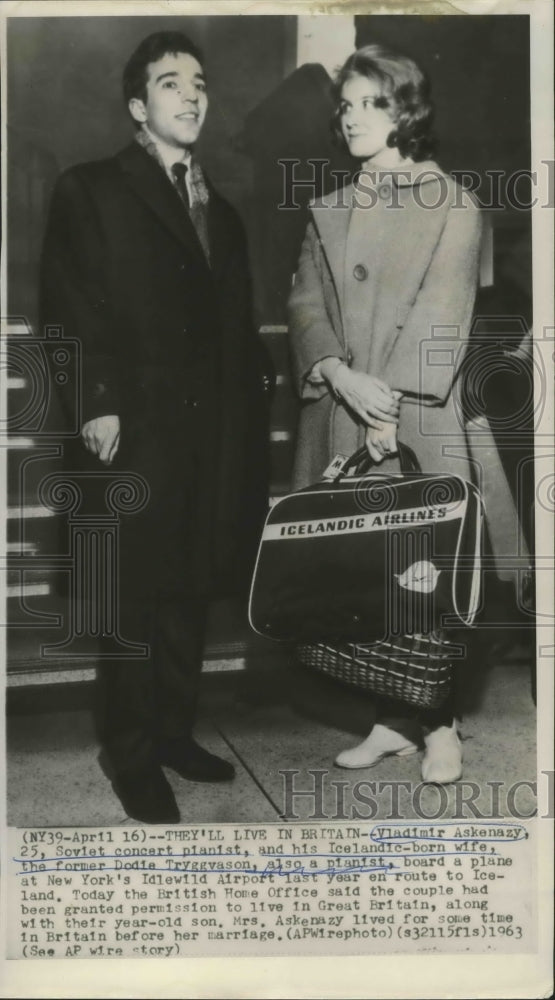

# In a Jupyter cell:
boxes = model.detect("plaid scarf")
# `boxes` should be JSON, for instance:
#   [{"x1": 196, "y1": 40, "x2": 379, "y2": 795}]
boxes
[{"x1": 135, "y1": 128, "x2": 211, "y2": 263}]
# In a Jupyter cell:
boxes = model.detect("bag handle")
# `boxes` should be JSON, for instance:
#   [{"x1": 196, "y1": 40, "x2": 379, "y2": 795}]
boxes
[{"x1": 339, "y1": 440, "x2": 422, "y2": 478}]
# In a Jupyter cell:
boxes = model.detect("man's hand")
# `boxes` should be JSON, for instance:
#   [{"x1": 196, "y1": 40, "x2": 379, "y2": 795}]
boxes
[
  {"x1": 331, "y1": 366, "x2": 400, "y2": 426},
  {"x1": 365, "y1": 421, "x2": 398, "y2": 464},
  {"x1": 81, "y1": 415, "x2": 120, "y2": 465}
]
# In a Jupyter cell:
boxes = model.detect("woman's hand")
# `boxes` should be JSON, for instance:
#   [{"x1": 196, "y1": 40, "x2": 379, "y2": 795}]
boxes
[
  {"x1": 331, "y1": 365, "x2": 400, "y2": 425},
  {"x1": 365, "y1": 422, "x2": 398, "y2": 464}
]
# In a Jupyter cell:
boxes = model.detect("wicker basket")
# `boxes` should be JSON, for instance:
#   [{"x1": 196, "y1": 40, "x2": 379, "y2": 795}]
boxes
[{"x1": 297, "y1": 631, "x2": 453, "y2": 709}]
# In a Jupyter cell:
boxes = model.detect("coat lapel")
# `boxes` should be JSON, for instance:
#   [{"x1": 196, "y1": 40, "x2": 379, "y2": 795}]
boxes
[
  {"x1": 206, "y1": 188, "x2": 233, "y2": 283},
  {"x1": 116, "y1": 143, "x2": 209, "y2": 269},
  {"x1": 310, "y1": 185, "x2": 353, "y2": 316}
]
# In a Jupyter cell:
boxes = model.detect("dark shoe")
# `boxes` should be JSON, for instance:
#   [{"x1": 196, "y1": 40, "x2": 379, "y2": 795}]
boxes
[
  {"x1": 112, "y1": 764, "x2": 180, "y2": 824},
  {"x1": 159, "y1": 740, "x2": 235, "y2": 783}
]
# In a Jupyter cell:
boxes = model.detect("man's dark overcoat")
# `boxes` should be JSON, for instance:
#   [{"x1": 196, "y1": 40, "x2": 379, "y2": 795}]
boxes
[{"x1": 41, "y1": 141, "x2": 269, "y2": 612}]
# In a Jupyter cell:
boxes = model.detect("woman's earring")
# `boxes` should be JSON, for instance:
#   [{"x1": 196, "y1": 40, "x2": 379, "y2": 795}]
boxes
[{"x1": 387, "y1": 130, "x2": 399, "y2": 148}]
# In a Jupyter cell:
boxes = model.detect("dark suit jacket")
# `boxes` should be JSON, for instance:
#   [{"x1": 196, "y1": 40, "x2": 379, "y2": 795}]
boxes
[{"x1": 40, "y1": 141, "x2": 270, "y2": 602}]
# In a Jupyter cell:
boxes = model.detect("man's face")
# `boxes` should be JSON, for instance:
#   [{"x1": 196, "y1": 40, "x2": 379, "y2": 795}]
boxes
[{"x1": 129, "y1": 52, "x2": 208, "y2": 149}]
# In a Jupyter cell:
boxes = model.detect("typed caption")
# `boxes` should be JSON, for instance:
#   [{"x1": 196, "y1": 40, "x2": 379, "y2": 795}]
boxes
[{"x1": 8, "y1": 821, "x2": 535, "y2": 959}]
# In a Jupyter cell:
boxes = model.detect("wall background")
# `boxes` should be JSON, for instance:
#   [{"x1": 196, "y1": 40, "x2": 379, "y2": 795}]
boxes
[
  {"x1": 7, "y1": 14, "x2": 294, "y2": 327},
  {"x1": 7, "y1": 13, "x2": 531, "y2": 328},
  {"x1": 6, "y1": 13, "x2": 535, "y2": 674}
]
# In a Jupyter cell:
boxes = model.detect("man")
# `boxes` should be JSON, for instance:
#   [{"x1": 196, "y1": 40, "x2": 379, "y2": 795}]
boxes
[{"x1": 41, "y1": 32, "x2": 270, "y2": 824}]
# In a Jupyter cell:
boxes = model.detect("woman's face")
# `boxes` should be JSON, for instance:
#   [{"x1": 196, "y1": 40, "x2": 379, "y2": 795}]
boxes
[{"x1": 339, "y1": 74, "x2": 396, "y2": 162}]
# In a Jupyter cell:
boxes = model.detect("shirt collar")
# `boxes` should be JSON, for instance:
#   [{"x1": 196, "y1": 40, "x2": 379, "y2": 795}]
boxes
[{"x1": 140, "y1": 125, "x2": 192, "y2": 174}]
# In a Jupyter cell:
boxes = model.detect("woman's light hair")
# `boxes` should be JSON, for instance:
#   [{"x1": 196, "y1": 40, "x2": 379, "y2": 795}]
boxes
[{"x1": 332, "y1": 44, "x2": 436, "y2": 162}]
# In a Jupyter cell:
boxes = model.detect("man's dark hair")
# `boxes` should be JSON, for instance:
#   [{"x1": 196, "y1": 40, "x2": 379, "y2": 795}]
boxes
[{"x1": 123, "y1": 31, "x2": 204, "y2": 106}]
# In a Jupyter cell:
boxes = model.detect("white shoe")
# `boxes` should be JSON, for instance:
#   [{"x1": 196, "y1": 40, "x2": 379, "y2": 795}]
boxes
[
  {"x1": 335, "y1": 724, "x2": 419, "y2": 769},
  {"x1": 421, "y1": 721, "x2": 463, "y2": 784}
]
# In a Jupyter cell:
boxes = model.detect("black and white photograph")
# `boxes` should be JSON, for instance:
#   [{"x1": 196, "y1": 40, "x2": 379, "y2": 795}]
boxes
[{"x1": 1, "y1": 2, "x2": 553, "y2": 997}]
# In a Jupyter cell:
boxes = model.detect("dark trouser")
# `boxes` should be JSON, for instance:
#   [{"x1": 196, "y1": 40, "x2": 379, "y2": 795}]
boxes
[
  {"x1": 96, "y1": 592, "x2": 208, "y2": 774},
  {"x1": 374, "y1": 690, "x2": 456, "y2": 732}
]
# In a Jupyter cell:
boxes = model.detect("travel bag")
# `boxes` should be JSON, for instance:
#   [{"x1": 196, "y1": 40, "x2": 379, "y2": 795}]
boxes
[
  {"x1": 249, "y1": 443, "x2": 483, "y2": 644},
  {"x1": 296, "y1": 630, "x2": 455, "y2": 708}
]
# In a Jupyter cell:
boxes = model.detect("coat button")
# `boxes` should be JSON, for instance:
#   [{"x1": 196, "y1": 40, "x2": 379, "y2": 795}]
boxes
[
  {"x1": 353, "y1": 264, "x2": 368, "y2": 281},
  {"x1": 378, "y1": 183, "x2": 391, "y2": 200}
]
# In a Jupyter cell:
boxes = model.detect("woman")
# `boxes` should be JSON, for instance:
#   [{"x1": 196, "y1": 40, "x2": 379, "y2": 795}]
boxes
[{"x1": 288, "y1": 45, "x2": 483, "y2": 784}]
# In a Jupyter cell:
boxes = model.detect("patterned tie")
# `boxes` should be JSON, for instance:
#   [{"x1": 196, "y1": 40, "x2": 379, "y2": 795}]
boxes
[{"x1": 171, "y1": 162, "x2": 210, "y2": 263}]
